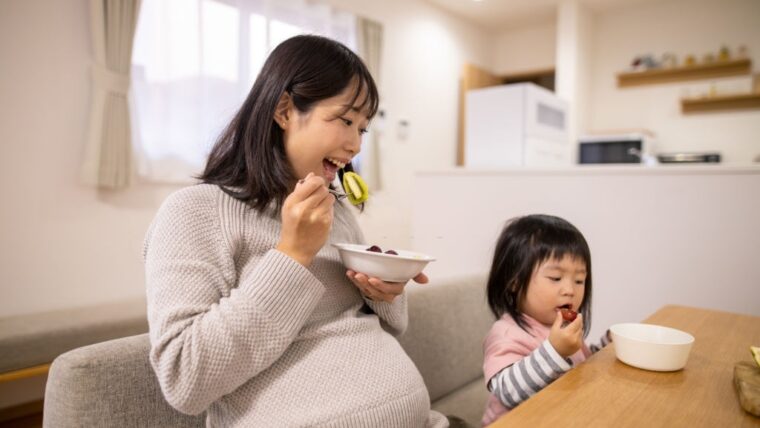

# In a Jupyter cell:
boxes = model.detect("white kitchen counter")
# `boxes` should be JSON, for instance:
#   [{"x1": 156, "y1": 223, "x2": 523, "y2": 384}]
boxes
[
  {"x1": 411, "y1": 164, "x2": 760, "y2": 340},
  {"x1": 417, "y1": 163, "x2": 760, "y2": 176}
]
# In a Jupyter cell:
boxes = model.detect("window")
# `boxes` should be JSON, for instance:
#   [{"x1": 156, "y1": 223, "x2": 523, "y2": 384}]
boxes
[{"x1": 131, "y1": 0, "x2": 357, "y2": 182}]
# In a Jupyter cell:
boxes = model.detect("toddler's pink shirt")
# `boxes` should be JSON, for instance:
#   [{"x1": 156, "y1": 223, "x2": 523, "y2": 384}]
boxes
[{"x1": 482, "y1": 313, "x2": 590, "y2": 426}]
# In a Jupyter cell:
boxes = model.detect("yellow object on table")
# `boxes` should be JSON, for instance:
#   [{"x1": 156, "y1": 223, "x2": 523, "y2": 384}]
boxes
[{"x1": 734, "y1": 361, "x2": 760, "y2": 416}]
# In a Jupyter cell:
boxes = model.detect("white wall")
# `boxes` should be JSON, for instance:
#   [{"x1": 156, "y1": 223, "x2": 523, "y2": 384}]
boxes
[
  {"x1": 588, "y1": 0, "x2": 760, "y2": 161},
  {"x1": 0, "y1": 0, "x2": 180, "y2": 318},
  {"x1": 492, "y1": 22, "x2": 556, "y2": 74},
  {"x1": 555, "y1": 1, "x2": 595, "y2": 159},
  {"x1": 0, "y1": 0, "x2": 491, "y2": 317}
]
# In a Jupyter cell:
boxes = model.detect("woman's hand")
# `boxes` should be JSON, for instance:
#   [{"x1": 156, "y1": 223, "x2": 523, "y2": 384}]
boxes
[
  {"x1": 276, "y1": 173, "x2": 334, "y2": 266},
  {"x1": 346, "y1": 271, "x2": 429, "y2": 303},
  {"x1": 548, "y1": 310, "x2": 584, "y2": 358}
]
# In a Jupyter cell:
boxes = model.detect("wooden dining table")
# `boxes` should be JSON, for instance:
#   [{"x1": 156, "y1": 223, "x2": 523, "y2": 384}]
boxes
[{"x1": 488, "y1": 305, "x2": 760, "y2": 427}]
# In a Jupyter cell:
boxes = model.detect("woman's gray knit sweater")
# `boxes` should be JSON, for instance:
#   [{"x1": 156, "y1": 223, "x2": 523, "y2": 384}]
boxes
[{"x1": 144, "y1": 184, "x2": 447, "y2": 427}]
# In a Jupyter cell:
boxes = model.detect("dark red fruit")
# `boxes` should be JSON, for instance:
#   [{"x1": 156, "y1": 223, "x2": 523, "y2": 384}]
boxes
[
  {"x1": 560, "y1": 307, "x2": 578, "y2": 322},
  {"x1": 366, "y1": 245, "x2": 382, "y2": 253},
  {"x1": 384, "y1": 250, "x2": 398, "y2": 255}
]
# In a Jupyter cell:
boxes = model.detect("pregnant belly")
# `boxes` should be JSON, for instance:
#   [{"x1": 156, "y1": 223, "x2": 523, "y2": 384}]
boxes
[{"x1": 220, "y1": 319, "x2": 429, "y2": 425}]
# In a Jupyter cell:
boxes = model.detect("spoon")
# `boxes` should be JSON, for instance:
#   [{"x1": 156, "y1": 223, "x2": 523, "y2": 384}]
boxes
[
  {"x1": 297, "y1": 177, "x2": 346, "y2": 201},
  {"x1": 328, "y1": 188, "x2": 347, "y2": 201}
]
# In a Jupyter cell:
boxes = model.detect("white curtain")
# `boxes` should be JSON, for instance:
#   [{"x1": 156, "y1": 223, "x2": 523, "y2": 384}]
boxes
[
  {"x1": 130, "y1": 0, "x2": 356, "y2": 183},
  {"x1": 356, "y1": 17, "x2": 383, "y2": 191},
  {"x1": 81, "y1": 0, "x2": 142, "y2": 189}
]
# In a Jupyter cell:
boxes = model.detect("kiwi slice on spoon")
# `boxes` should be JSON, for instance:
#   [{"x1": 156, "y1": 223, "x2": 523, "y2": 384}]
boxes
[{"x1": 342, "y1": 171, "x2": 369, "y2": 205}]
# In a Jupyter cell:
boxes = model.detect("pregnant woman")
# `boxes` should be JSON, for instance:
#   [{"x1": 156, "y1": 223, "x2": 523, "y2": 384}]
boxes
[{"x1": 144, "y1": 35, "x2": 445, "y2": 427}]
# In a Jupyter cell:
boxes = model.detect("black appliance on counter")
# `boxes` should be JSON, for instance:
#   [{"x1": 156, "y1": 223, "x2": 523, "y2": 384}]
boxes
[{"x1": 578, "y1": 132, "x2": 653, "y2": 164}]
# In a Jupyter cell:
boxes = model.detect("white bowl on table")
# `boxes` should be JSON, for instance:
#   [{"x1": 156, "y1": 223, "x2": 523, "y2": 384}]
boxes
[
  {"x1": 610, "y1": 323, "x2": 695, "y2": 371},
  {"x1": 332, "y1": 243, "x2": 435, "y2": 283}
]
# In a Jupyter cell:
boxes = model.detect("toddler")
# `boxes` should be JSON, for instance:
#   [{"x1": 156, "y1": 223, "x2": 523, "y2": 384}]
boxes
[{"x1": 482, "y1": 214, "x2": 610, "y2": 426}]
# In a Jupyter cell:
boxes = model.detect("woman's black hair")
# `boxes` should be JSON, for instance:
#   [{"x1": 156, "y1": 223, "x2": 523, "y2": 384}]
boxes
[
  {"x1": 486, "y1": 214, "x2": 593, "y2": 336},
  {"x1": 199, "y1": 34, "x2": 379, "y2": 211}
]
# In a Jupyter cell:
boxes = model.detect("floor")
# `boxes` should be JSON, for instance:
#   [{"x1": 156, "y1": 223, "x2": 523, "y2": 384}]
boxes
[
  {"x1": 0, "y1": 413, "x2": 42, "y2": 428},
  {"x1": 0, "y1": 401, "x2": 43, "y2": 428}
]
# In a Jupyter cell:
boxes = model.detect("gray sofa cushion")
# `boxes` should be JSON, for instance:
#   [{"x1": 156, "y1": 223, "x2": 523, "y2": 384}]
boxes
[
  {"x1": 0, "y1": 298, "x2": 148, "y2": 372},
  {"x1": 432, "y1": 378, "x2": 490, "y2": 428},
  {"x1": 43, "y1": 334, "x2": 204, "y2": 428},
  {"x1": 398, "y1": 274, "x2": 494, "y2": 403}
]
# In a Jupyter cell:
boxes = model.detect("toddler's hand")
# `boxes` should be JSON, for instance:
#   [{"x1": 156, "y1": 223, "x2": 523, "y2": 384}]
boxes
[{"x1": 548, "y1": 310, "x2": 584, "y2": 358}]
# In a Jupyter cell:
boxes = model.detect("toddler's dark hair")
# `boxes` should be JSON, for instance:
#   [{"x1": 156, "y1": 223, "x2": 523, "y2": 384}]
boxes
[{"x1": 486, "y1": 214, "x2": 592, "y2": 336}]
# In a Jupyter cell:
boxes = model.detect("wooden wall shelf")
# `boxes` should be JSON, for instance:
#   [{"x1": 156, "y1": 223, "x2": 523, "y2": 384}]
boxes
[
  {"x1": 681, "y1": 93, "x2": 760, "y2": 113},
  {"x1": 617, "y1": 58, "x2": 751, "y2": 87}
]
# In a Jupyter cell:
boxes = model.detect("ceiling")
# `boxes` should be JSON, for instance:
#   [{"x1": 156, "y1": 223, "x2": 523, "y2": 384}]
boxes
[{"x1": 424, "y1": 0, "x2": 662, "y2": 31}]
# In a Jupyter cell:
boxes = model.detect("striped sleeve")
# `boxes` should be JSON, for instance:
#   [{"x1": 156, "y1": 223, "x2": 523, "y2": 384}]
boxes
[
  {"x1": 589, "y1": 329, "x2": 612, "y2": 354},
  {"x1": 488, "y1": 339, "x2": 572, "y2": 409}
]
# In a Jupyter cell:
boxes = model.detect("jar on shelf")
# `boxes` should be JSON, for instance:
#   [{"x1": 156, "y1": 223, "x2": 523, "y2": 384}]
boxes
[{"x1": 718, "y1": 45, "x2": 731, "y2": 61}]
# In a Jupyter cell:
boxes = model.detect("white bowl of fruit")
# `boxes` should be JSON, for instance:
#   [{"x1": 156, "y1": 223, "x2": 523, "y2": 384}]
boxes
[{"x1": 332, "y1": 243, "x2": 435, "y2": 283}]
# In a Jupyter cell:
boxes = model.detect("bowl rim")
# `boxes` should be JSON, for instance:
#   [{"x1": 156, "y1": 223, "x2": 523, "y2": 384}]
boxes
[
  {"x1": 332, "y1": 243, "x2": 436, "y2": 262},
  {"x1": 610, "y1": 322, "x2": 695, "y2": 346}
]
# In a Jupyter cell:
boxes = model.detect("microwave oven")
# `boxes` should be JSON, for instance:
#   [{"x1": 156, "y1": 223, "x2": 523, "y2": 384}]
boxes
[{"x1": 578, "y1": 132, "x2": 655, "y2": 164}]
